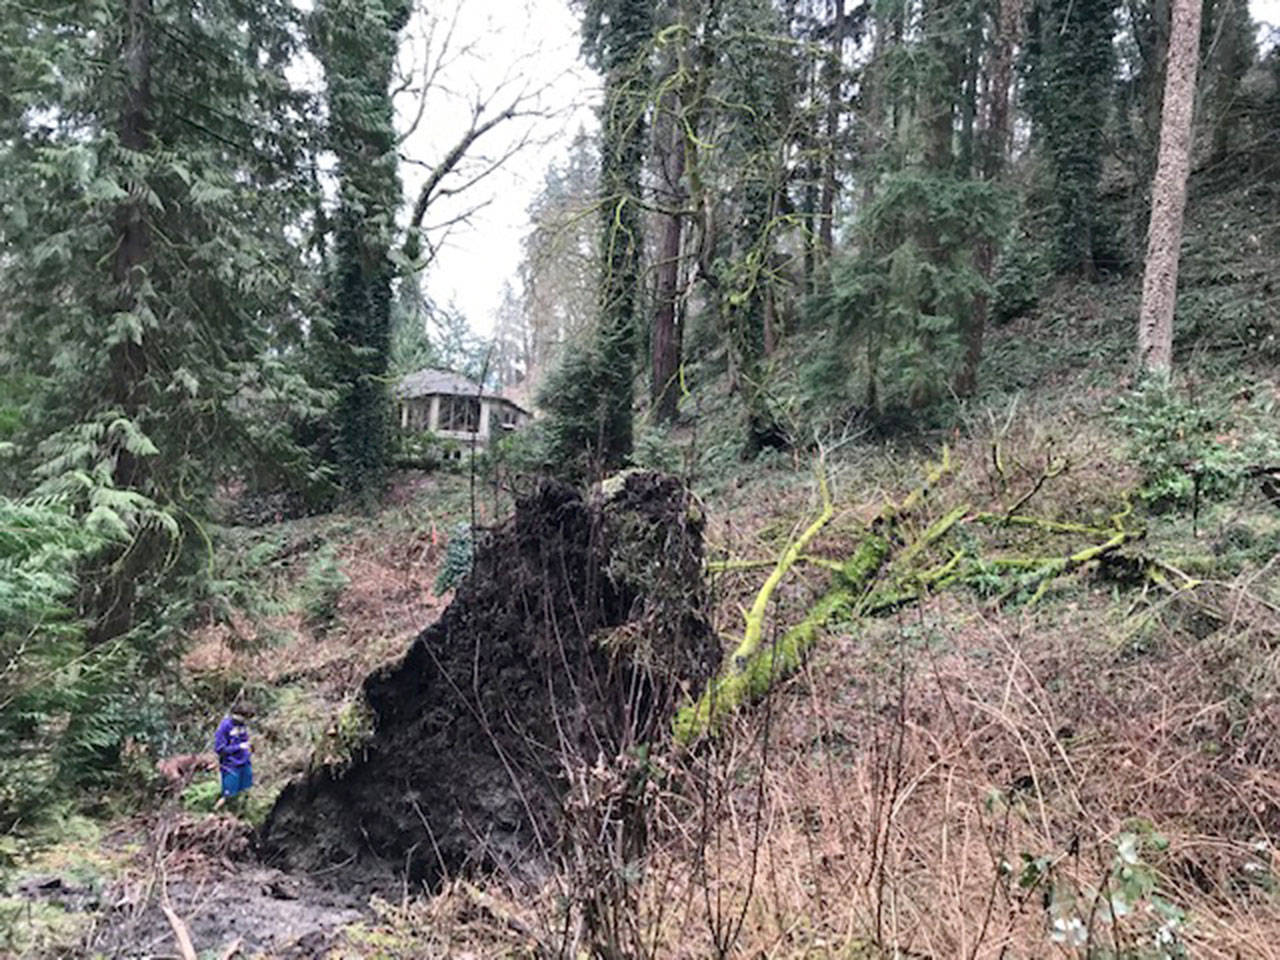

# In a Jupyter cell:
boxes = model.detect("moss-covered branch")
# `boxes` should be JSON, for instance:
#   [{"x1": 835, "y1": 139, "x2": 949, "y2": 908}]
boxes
[
  {"x1": 1000, "y1": 527, "x2": 1144, "y2": 607},
  {"x1": 673, "y1": 535, "x2": 888, "y2": 744},
  {"x1": 673, "y1": 446, "x2": 1151, "y2": 746},
  {"x1": 877, "y1": 445, "x2": 951, "y2": 524},
  {"x1": 728, "y1": 462, "x2": 834, "y2": 665},
  {"x1": 674, "y1": 453, "x2": 943, "y2": 745},
  {"x1": 972, "y1": 513, "x2": 1112, "y2": 537}
]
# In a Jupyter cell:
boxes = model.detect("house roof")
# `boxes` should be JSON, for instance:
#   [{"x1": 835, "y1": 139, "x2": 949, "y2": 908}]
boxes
[
  {"x1": 396, "y1": 367, "x2": 531, "y2": 414},
  {"x1": 397, "y1": 368, "x2": 483, "y2": 398}
]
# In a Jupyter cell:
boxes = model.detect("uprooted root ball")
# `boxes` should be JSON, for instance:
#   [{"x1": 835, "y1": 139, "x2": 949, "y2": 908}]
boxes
[{"x1": 258, "y1": 472, "x2": 718, "y2": 893}]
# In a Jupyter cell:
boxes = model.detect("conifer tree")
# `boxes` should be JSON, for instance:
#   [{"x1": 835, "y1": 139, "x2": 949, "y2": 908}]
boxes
[
  {"x1": 0, "y1": 0, "x2": 318, "y2": 780},
  {"x1": 542, "y1": 0, "x2": 653, "y2": 475},
  {"x1": 312, "y1": 0, "x2": 410, "y2": 503},
  {"x1": 956, "y1": 0, "x2": 1024, "y2": 395},
  {"x1": 816, "y1": 0, "x2": 1005, "y2": 412}
]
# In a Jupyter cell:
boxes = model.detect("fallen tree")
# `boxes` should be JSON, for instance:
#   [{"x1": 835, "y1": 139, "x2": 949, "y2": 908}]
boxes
[
  {"x1": 260, "y1": 472, "x2": 719, "y2": 892},
  {"x1": 675, "y1": 448, "x2": 1148, "y2": 743}
]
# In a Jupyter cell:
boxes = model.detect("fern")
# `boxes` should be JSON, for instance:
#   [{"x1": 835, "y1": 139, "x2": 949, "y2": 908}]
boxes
[{"x1": 0, "y1": 496, "x2": 111, "y2": 827}]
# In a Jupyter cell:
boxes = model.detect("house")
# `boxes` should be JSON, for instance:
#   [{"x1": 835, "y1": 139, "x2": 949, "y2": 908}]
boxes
[{"x1": 395, "y1": 368, "x2": 531, "y2": 448}]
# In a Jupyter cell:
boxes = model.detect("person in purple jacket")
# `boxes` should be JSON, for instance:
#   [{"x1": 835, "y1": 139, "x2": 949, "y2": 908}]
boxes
[{"x1": 213, "y1": 704, "x2": 253, "y2": 810}]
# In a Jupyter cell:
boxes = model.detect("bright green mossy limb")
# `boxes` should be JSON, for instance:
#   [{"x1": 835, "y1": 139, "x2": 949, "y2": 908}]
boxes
[
  {"x1": 879, "y1": 445, "x2": 951, "y2": 523},
  {"x1": 893, "y1": 503, "x2": 969, "y2": 569},
  {"x1": 673, "y1": 591, "x2": 848, "y2": 744},
  {"x1": 728, "y1": 464, "x2": 835, "y2": 666},
  {"x1": 860, "y1": 547, "x2": 967, "y2": 615},
  {"x1": 839, "y1": 534, "x2": 890, "y2": 586},
  {"x1": 972, "y1": 512, "x2": 1112, "y2": 537},
  {"x1": 1001, "y1": 527, "x2": 1143, "y2": 607},
  {"x1": 674, "y1": 535, "x2": 889, "y2": 744}
]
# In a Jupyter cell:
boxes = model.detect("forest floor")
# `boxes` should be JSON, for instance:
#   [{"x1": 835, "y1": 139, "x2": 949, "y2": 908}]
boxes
[
  {"x1": 6, "y1": 384, "x2": 1278, "y2": 958},
  {"x1": 4, "y1": 176, "x2": 1280, "y2": 958}
]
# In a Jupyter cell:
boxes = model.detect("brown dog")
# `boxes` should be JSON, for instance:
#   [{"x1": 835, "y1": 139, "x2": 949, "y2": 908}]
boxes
[{"x1": 156, "y1": 752, "x2": 217, "y2": 792}]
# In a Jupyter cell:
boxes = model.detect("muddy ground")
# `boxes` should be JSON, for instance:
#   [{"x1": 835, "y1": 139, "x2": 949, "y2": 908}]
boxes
[
  {"x1": 7, "y1": 813, "x2": 365, "y2": 959},
  {"x1": 83, "y1": 866, "x2": 363, "y2": 959}
]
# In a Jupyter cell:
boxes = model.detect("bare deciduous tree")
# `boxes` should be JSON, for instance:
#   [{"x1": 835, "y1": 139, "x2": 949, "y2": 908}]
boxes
[
  {"x1": 1137, "y1": 0, "x2": 1203, "y2": 376},
  {"x1": 393, "y1": 1, "x2": 576, "y2": 266}
]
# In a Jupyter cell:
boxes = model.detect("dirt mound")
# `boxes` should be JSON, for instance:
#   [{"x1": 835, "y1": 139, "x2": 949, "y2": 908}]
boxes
[{"x1": 259, "y1": 472, "x2": 717, "y2": 892}]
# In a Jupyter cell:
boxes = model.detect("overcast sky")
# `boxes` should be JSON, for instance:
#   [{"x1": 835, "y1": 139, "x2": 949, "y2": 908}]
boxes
[
  {"x1": 395, "y1": 0, "x2": 594, "y2": 335},
  {"x1": 399, "y1": 0, "x2": 1280, "y2": 339}
]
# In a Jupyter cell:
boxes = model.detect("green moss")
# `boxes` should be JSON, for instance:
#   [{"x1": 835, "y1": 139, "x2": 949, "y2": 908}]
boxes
[
  {"x1": 311, "y1": 695, "x2": 375, "y2": 773},
  {"x1": 674, "y1": 535, "x2": 888, "y2": 745},
  {"x1": 839, "y1": 535, "x2": 890, "y2": 586}
]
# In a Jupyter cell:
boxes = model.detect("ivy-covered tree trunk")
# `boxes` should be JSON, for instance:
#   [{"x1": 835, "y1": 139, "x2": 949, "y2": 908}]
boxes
[
  {"x1": 594, "y1": 0, "x2": 651, "y2": 466},
  {"x1": 543, "y1": 0, "x2": 652, "y2": 475},
  {"x1": 1138, "y1": 0, "x2": 1202, "y2": 375},
  {"x1": 1026, "y1": 0, "x2": 1117, "y2": 277},
  {"x1": 313, "y1": 0, "x2": 409, "y2": 503}
]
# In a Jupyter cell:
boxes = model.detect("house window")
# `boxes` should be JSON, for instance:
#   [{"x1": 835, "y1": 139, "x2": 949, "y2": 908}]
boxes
[
  {"x1": 439, "y1": 395, "x2": 481, "y2": 433},
  {"x1": 406, "y1": 400, "x2": 429, "y2": 430},
  {"x1": 498, "y1": 405, "x2": 520, "y2": 431}
]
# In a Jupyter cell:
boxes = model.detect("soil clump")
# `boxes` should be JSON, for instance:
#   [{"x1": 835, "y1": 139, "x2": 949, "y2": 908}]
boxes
[{"x1": 259, "y1": 472, "x2": 717, "y2": 893}]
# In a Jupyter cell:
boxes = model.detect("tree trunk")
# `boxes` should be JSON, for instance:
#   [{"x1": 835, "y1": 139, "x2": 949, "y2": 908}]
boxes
[
  {"x1": 802, "y1": 58, "x2": 819, "y2": 292},
  {"x1": 958, "y1": 3, "x2": 983, "y2": 175},
  {"x1": 920, "y1": 0, "x2": 961, "y2": 174},
  {"x1": 110, "y1": 0, "x2": 153, "y2": 486},
  {"x1": 859, "y1": 16, "x2": 886, "y2": 209},
  {"x1": 955, "y1": 0, "x2": 1023, "y2": 397},
  {"x1": 1138, "y1": 0, "x2": 1202, "y2": 376},
  {"x1": 89, "y1": 0, "x2": 154, "y2": 646},
  {"x1": 818, "y1": 0, "x2": 846, "y2": 260},
  {"x1": 651, "y1": 81, "x2": 687, "y2": 423}
]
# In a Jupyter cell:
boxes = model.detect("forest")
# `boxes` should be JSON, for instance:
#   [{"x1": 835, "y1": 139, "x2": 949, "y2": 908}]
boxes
[{"x1": 1, "y1": 0, "x2": 1279, "y2": 956}]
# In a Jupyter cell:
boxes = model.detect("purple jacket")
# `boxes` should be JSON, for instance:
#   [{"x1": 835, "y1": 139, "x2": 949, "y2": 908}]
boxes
[{"x1": 214, "y1": 715, "x2": 251, "y2": 772}]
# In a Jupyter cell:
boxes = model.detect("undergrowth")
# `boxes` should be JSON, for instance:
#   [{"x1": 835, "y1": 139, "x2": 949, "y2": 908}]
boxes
[{"x1": 328, "y1": 401, "x2": 1279, "y2": 958}]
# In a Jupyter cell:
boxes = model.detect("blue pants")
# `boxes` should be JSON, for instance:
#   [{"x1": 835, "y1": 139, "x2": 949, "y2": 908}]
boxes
[{"x1": 220, "y1": 762, "x2": 253, "y2": 798}]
